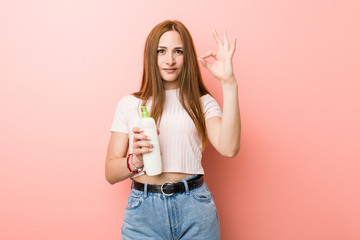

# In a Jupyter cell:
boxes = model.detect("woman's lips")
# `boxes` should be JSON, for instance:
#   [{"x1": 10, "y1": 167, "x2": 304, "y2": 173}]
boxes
[{"x1": 163, "y1": 68, "x2": 177, "y2": 73}]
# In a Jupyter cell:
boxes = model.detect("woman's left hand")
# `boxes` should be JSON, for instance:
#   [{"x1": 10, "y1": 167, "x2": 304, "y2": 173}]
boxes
[{"x1": 198, "y1": 30, "x2": 236, "y2": 84}]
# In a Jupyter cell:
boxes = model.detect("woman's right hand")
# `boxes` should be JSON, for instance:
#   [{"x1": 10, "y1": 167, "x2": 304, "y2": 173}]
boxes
[{"x1": 132, "y1": 127, "x2": 154, "y2": 169}]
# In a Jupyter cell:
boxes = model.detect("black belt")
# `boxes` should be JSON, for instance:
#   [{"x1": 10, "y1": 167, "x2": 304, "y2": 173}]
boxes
[{"x1": 132, "y1": 174, "x2": 204, "y2": 196}]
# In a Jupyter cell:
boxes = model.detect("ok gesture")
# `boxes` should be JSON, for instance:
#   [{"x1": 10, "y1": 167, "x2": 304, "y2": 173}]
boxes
[{"x1": 198, "y1": 30, "x2": 236, "y2": 84}]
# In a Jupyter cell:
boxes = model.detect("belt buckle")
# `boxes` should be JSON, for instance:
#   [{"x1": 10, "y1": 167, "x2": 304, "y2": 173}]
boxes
[{"x1": 161, "y1": 181, "x2": 174, "y2": 197}]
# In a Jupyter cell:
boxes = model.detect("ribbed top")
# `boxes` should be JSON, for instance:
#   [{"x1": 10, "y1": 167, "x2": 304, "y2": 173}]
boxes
[{"x1": 110, "y1": 88, "x2": 222, "y2": 177}]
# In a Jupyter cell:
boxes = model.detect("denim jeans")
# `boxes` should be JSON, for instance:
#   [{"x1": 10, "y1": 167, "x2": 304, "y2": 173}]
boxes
[{"x1": 121, "y1": 175, "x2": 220, "y2": 240}]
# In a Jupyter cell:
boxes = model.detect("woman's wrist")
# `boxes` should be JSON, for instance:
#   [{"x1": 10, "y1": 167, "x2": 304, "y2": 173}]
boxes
[
  {"x1": 126, "y1": 154, "x2": 143, "y2": 174},
  {"x1": 220, "y1": 76, "x2": 237, "y2": 85},
  {"x1": 221, "y1": 80, "x2": 238, "y2": 92},
  {"x1": 130, "y1": 154, "x2": 143, "y2": 172}
]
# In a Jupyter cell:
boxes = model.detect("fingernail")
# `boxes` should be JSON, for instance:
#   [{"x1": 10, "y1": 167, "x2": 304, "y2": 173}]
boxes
[
  {"x1": 150, "y1": 144, "x2": 154, "y2": 148},
  {"x1": 139, "y1": 128, "x2": 143, "y2": 132},
  {"x1": 146, "y1": 136, "x2": 151, "y2": 140},
  {"x1": 148, "y1": 149, "x2": 153, "y2": 152}
]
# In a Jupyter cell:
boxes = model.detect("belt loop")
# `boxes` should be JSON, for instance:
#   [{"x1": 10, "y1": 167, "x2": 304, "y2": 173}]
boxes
[
  {"x1": 143, "y1": 183, "x2": 148, "y2": 198},
  {"x1": 181, "y1": 179, "x2": 190, "y2": 195}
]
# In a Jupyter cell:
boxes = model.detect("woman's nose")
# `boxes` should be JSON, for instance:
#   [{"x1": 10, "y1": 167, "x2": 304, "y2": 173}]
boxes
[{"x1": 166, "y1": 53, "x2": 175, "y2": 65}]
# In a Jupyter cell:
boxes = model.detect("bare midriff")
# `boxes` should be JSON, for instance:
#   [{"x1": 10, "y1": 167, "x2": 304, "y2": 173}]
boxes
[{"x1": 133, "y1": 172, "x2": 193, "y2": 185}]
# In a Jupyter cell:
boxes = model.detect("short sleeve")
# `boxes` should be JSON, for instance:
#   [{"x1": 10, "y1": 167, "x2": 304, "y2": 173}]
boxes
[
  {"x1": 201, "y1": 94, "x2": 222, "y2": 120},
  {"x1": 110, "y1": 96, "x2": 129, "y2": 133}
]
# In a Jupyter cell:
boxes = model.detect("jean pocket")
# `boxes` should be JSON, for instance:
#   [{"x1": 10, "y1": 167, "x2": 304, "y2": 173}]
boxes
[
  {"x1": 190, "y1": 182, "x2": 213, "y2": 203},
  {"x1": 125, "y1": 190, "x2": 143, "y2": 210}
]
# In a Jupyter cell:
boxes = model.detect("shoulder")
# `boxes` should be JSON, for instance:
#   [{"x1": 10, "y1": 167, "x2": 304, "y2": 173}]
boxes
[
  {"x1": 114, "y1": 94, "x2": 141, "y2": 114},
  {"x1": 117, "y1": 94, "x2": 140, "y2": 105},
  {"x1": 200, "y1": 94, "x2": 218, "y2": 104},
  {"x1": 200, "y1": 93, "x2": 222, "y2": 119},
  {"x1": 120, "y1": 94, "x2": 138, "y2": 102}
]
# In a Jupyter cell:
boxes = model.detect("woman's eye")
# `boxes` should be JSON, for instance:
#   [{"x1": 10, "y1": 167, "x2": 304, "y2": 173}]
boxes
[
  {"x1": 175, "y1": 50, "x2": 183, "y2": 54},
  {"x1": 157, "y1": 49, "x2": 165, "y2": 54}
]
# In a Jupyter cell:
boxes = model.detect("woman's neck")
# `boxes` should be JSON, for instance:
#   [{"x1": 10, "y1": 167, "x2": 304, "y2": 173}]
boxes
[{"x1": 163, "y1": 80, "x2": 179, "y2": 90}]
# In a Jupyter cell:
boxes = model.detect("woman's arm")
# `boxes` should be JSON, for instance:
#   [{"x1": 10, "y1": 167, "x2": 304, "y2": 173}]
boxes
[
  {"x1": 198, "y1": 30, "x2": 241, "y2": 157},
  {"x1": 105, "y1": 129, "x2": 153, "y2": 184},
  {"x1": 105, "y1": 132, "x2": 132, "y2": 184},
  {"x1": 206, "y1": 81, "x2": 240, "y2": 157}
]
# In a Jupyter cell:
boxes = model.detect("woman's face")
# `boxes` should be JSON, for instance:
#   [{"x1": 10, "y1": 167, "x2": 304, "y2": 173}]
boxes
[{"x1": 157, "y1": 31, "x2": 184, "y2": 90}]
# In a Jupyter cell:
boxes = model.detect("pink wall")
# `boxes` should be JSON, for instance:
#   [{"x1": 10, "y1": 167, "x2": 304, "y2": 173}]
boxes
[{"x1": 1, "y1": 0, "x2": 359, "y2": 239}]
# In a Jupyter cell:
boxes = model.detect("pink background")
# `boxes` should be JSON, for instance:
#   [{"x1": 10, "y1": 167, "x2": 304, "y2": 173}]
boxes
[{"x1": 1, "y1": 0, "x2": 359, "y2": 239}]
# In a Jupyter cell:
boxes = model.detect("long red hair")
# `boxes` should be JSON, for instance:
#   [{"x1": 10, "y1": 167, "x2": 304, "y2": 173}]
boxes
[{"x1": 133, "y1": 20, "x2": 211, "y2": 149}]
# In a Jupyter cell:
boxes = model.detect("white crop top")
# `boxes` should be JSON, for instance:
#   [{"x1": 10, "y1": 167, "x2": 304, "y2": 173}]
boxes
[{"x1": 110, "y1": 88, "x2": 222, "y2": 177}]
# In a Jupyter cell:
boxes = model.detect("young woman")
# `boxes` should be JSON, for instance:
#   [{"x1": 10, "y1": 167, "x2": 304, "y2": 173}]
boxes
[{"x1": 105, "y1": 20, "x2": 240, "y2": 239}]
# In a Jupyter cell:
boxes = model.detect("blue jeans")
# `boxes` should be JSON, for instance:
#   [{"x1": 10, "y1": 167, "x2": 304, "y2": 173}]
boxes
[{"x1": 121, "y1": 175, "x2": 220, "y2": 240}]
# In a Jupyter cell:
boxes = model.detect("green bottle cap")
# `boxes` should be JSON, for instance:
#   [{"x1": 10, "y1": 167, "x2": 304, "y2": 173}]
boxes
[{"x1": 140, "y1": 106, "x2": 150, "y2": 118}]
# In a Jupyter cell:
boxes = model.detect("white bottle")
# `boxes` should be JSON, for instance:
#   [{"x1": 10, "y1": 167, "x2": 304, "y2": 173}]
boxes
[{"x1": 139, "y1": 106, "x2": 162, "y2": 176}]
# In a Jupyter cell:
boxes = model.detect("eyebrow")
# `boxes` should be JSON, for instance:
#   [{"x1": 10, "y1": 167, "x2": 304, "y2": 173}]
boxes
[{"x1": 158, "y1": 46, "x2": 184, "y2": 49}]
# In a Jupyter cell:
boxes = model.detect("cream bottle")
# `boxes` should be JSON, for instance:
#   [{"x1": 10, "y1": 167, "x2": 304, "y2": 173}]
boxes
[{"x1": 139, "y1": 106, "x2": 162, "y2": 176}]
